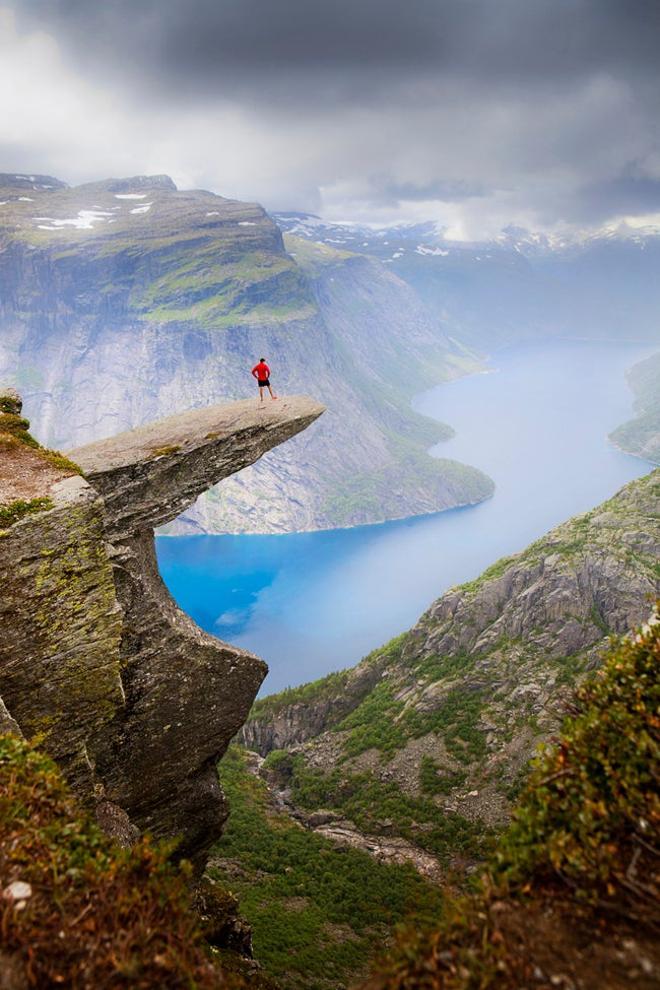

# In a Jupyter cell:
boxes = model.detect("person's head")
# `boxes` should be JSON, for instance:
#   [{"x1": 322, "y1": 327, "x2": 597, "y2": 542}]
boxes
[{"x1": 260, "y1": 357, "x2": 266, "y2": 363}]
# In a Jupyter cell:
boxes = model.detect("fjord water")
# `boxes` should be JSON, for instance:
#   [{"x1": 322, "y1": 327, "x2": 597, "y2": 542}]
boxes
[{"x1": 157, "y1": 341, "x2": 654, "y2": 694}]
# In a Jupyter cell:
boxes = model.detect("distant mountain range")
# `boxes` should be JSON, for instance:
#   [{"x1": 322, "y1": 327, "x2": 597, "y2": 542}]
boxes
[
  {"x1": 1, "y1": 171, "x2": 658, "y2": 534},
  {"x1": 0, "y1": 172, "x2": 491, "y2": 533},
  {"x1": 275, "y1": 212, "x2": 660, "y2": 350}
]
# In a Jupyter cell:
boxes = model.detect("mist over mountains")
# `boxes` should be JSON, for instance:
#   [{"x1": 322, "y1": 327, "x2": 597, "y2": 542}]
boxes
[
  {"x1": 276, "y1": 211, "x2": 660, "y2": 350},
  {"x1": 1, "y1": 169, "x2": 658, "y2": 537}
]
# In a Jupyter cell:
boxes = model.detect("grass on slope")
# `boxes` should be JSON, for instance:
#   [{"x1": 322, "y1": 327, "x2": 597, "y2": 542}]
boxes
[
  {"x1": 131, "y1": 249, "x2": 316, "y2": 329},
  {"x1": 210, "y1": 746, "x2": 446, "y2": 990},
  {"x1": 278, "y1": 756, "x2": 491, "y2": 866},
  {"x1": 0, "y1": 734, "x2": 248, "y2": 989},
  {"x1": 360, "y1": 608, "x2": 660, "y2": 990}
]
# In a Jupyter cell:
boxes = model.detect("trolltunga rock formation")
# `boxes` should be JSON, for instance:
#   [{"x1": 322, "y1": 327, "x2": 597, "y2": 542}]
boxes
[{"x1": 0, "y1": 391, "x2": 323, "y2": 868}]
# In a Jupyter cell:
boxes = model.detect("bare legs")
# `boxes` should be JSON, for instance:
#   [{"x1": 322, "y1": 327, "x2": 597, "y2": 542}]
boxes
[{"x1": 258, "y1": 385, "x2": 277, "y2": 401}]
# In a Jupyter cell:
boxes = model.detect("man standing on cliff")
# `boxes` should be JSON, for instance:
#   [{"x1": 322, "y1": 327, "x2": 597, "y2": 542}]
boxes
[{"x1": 251, "y1": 357, "x2": 277, "y2": 402}]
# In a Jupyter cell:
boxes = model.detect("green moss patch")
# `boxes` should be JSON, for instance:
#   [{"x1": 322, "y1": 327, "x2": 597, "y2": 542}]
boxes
[
  {"x1": 0, "y1": 497, "x2": 53, "y2": 528},
  {"x1": 148, "y1": 443, "x2": 181, "y2": 458},
  {"x1": 0, "y1": 410, "x2": 83, "y2": 476}
]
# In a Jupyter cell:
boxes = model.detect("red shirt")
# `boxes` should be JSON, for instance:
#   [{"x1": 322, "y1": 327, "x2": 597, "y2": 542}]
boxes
[{"x1": 252, "y1": 361, "x2": 270, "y2": 381}]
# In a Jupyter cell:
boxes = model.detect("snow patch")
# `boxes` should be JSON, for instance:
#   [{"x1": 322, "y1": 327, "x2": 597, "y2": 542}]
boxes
[
  {"x1": 238, "y1": 220, "x2": 257, "y2": 226},
  {"x1": 130, "y1": 203, "x2": 152, "y2": 214},
  {"x1": 35, "y1": 209, "x2": 114, "y2": 230},
  {"x1": 415, "y1": 245, "x2": 449, "y2": 256},
  {"x1": 114, "y1": 193, "x2": 147, "y2": 200},
  {"x1": 18, "y1": 197, "x2": 34, "y2": 202},
  {"x1": 206, "y1": 211, "x2": 220, "y2": 216}
]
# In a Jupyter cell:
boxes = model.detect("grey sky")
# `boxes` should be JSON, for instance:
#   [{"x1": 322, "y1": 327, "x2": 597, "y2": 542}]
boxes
[{"x1": 3, "y1": 0, "x2": 660, "y2": 236}]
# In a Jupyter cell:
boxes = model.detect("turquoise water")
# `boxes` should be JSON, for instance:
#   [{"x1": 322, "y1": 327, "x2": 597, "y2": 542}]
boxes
[{"x1": 157, "y1": 340, "x2": 655, "y2": 694}]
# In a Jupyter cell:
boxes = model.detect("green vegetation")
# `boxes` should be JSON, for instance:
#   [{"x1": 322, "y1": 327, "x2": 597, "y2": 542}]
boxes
[
  {"x1": 287, "y1": 759, "x2": 490, "y2": 863},
  {"x1": 400, "y1": 688, "x2": 487, "y2": 764},
  {"x1": 283, "y1": 233, "x2": 354, "y2": 273},
  {"x1": 0, "y1": 409, "x2": 83, "y2": 476},
  {"x1": 249, "y1": 634, "x2": 408, "y2": 723},
  {"x1": 321, "y1": 449, "x2": 492, "y2": 529},
  {"x1": 130, "y1": 247, "x2": 316, "y2": 329},
  {"x1": 609, "y1": 350, "x2": 660, "y2": 463},
  {"x1": 411, "y1": 650, "x2": 473, "y2": 683},
  {"x1": 0, "y1": 496, "x2": 53, "y2": 528},
  {"x1": 0, "y1": 394, "x2": 20, "y2": 414},
  {"x1": 250, "y1": 667, "x2": 354, "y2": 721},
  {"x1": 361, "y1": 610, "x2": 660, "y2": 990},
  {"x1": 212, "y1": 746, "x2": 446, "y2": 990},
  {"x1": 0, "y1": 412, "x2": 41, "y2": 447},
  {"x1": 148, "y1": 443, "x2": 181, "y2": 458},
  {"x1": 334, "y1": 677, "x2": 486, "y2": 765},
  {"x1": 419, "y1": 757, "x2": 466, "y2": 797},
  {"x1": 0, "y1": 734, "x2": 248, "y2": 989},
  {"x1": 495, "y1": 611, "x2": 660, "y2": 903},
  {"x1": 338, "y1": 681, "x2": 407, "y2": 757}
]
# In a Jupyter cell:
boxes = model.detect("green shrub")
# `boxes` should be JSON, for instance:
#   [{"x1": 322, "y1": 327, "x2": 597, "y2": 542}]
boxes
[
  {"x1": 0, "y1": 496, "x2": 53, "y2": 528},
  {"x1": 360, "y1": 609, "x2": 660, "y2": 990},
  {"x1": 212, "y1": 746, "x2": 446, "y2": 989},
  {"x1": 0, "y1": 734, "x2": 247, "y2": 988},
  {"x1": 495, "y1": 609, "x2": 660, "y2": 910},
  {"x1": 288, "y1": 758, "x2": 489, "y2": 863},
  {"x1": 419, "y1": 757, "x2": 466, "y2": 796}
]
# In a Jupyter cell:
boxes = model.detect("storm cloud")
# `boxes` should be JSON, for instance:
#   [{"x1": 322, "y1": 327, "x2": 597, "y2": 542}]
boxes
[{"x1": 3, "y1": 0, "x2": 660, "y2": 236}]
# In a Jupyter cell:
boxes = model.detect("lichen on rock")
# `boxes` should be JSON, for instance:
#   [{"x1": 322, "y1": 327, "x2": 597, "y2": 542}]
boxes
[{"x1": 0, "y1": 390, "x2": 323, "y2": 871}]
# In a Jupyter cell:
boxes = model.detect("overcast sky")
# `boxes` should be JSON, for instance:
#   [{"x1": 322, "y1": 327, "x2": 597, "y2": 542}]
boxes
[{"x1": 2, "y1": 0, "x2": 660, "y2": 237}]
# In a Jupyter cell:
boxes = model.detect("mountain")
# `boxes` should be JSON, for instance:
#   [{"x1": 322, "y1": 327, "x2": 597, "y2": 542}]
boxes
[
  {"x1": 0, "y1": 172, "x2": 491, "y2": 534},
  {"x1": 241, "y1": 469, "x2": 659, "y2": 870},
  {"x1": 610, "y1": 350, "x2": 660, "y2": 463},
  {"x1": 274, "y1": 213, "x2": 660, "y2": 351},
  {"x1": 361, "y1": 612, "x2": 659, "y2": 990}
]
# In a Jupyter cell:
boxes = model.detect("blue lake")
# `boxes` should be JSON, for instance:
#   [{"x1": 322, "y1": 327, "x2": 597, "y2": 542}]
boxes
[{"x1": 157, "y1": 340, "x2": 655, "y2": 694}]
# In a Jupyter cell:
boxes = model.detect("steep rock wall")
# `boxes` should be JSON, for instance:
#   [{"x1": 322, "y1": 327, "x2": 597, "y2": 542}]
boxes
[
  {"x1": 243, "y1": 471, "x2": 659, "y2": 831},
  {"x1": 0, "y1": 389, "x2": 323, "y2": 868},
  {"x1": 0, "y1": 172, "x2": 491, "y2": 534}
]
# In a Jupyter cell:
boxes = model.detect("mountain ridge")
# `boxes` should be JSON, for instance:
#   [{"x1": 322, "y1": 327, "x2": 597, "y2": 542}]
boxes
[
  {"x1": 0, "y1": 170, "x2": 492, "y2": 534},
  {"x1": 241, "y1": 469, "x2": 659, "y2": 861}
]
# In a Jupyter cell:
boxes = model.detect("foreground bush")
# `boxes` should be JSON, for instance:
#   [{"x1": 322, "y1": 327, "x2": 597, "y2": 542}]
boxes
[
  {"x1": 0, "y1": 734, "x2": 246, "y2": 989},
  {"x1": 361, "y1": 609, "x2": 660, "y2": 990}
]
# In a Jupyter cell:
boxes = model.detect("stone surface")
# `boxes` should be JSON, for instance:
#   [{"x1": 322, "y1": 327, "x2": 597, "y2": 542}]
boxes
[
  {"x1": 70, "y1": 395, "x2": 325, "y2": 538},
  {"x1": 0, "y1": 392, "x2": 323, "y2": 870},
  {"x1": 243, "y1": 470, "x2": 660, "y2": 848},
  {"x1": 0, "y1": 473, "x2": 125, "y2": 794},
  {"x1": 0, "y1": 170, "x2": 491, "y2": 535}
]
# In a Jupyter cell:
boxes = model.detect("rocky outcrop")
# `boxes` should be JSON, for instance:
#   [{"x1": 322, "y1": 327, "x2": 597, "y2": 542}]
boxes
[
  {"x1": 240, "y1": 653, "x2": 387, "y2": 753},
  {"x1": 242, "y1": 471, "x2": 659, "y2": 850},
  {"x1": 0, "y1": 390, "x2": 323, "y2": 869}
]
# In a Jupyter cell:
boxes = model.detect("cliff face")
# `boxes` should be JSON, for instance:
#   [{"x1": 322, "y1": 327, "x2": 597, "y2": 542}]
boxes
[
  {"x1": 0, "y1": 172, "x2": 491, "y2": 534},
  {"x1": 0, "y1": 387, "x2": 323, "y2": 868},
  {"x1": 242, "y1": 470, "x2": 659, "y2": 863}
]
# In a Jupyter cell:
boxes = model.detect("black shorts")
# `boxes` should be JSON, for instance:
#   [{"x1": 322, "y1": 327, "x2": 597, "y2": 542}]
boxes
[{"x1": 257, "y1": 378, "x2": 270, "y2": 387}]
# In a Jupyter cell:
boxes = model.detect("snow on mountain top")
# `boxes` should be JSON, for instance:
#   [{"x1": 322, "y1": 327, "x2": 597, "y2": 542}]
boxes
[{"x1": 34, "y1": 209, "x2": 114, "y2": 231}]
